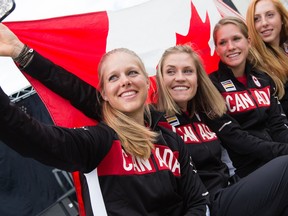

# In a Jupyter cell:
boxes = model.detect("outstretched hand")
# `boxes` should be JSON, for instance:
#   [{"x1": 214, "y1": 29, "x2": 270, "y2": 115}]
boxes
[{"x1": 0, "y1": 23, "x2": 24, "y2": 58}]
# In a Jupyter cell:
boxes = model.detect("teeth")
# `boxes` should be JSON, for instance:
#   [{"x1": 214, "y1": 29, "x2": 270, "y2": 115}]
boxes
[
  {"x1": 262, "y1": 29, "x2": 272, "y2": 36},
  {"x1": 173, "y1": 86, "x2": 188, "y2": 90},
  {"x1": 227, "y1": 53, "x2": 239, "y2": 58},
  {"x1": 121, "y1": 91, "x2": 135, "y2": 97}
]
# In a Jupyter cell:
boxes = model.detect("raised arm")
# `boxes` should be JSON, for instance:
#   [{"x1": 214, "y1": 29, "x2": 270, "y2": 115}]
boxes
[{"x1": 23, "y1": 51, "x2": 102, "y2": 121}]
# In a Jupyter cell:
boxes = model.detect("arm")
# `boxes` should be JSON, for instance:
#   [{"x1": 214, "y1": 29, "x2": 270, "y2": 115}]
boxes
[
  {"x1": 202, "y1": 113, "x2": 288, "y2": 161},
  {"x1": 0, "y1": 86, "x2": 111, "y2": 173},
  {"x1": 24, "y1": 51, "x2": 102, "y2": 121},
  {"x1": 266, "y1": 84, "x2": 288, "y2": 142},
  {"x1": 175, "y1": 133, "x2": 209, "y2": 215},
  {"x1": 0, "y1": 23, "x2": 101, "y2": 121}
]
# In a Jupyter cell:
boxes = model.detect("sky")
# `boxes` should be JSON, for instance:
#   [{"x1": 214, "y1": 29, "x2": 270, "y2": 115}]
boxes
[{"x1": 0, "y1": 0, "x2": 150, "y2": 95}]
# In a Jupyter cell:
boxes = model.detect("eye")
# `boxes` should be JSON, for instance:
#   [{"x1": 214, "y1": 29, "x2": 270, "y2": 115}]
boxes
[
  {"x1": 183, "y1": 69, "x2": 193, "y2": 74},
  {"x1": 267, "y1": 12, "x2": 274, "y2": 18},
  {"x1": 128, "y1": 70, "x2": 139, "y2": 76},
  {"x1": 218, "y1": 40, "x2": 226, "y2": 46},
  {"x1": 108, "y1": 74, "x2": 118, "y2": 82},
  {"x1": 165, "y1": 69, "x2": 176, "y2": 75},
  {"x1": 233, "y1": 36, "x2": 241, "y2": 42},
  {"x1": 254, "y1": 16, "x2": 260, "y2": 23}
]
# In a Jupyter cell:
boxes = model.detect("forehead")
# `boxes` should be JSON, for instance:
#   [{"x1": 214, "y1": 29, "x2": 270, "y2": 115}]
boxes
[
  {"x1": 101, "y1": 51, "x2": 141, "y2": 71},
  {"x1": 216, "y1": 24, "x2": 242, "y2": 39},
  {"x1": 255, "y1": 0, "x2": 277, "y2": 14},
  {"x1": 164, "y1": 52, "x2": 195, "y2": 65}
]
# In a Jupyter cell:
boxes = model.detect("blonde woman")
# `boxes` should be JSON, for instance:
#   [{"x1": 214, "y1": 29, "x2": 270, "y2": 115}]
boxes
[
  {"x1": 0, "y1": 46, "x2": 209, "y2": 215},
  {"x1": 156, "y1": 44, "x2": 288, "y2": 216}
]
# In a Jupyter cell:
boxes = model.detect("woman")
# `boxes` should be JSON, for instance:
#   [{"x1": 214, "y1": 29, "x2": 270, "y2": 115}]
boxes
[
  {"x1": 155, "y1": 44, "x2": 288, "y2": 216},
  {"x1": 246, "y1": 0, "x2": 288, "y2": 115},
  {"x1": 209, "y1": 16, "x2": 288, "y2": 175},
  {"x1": 0, "y1": 47, "x2": 209, "y2": 215}
]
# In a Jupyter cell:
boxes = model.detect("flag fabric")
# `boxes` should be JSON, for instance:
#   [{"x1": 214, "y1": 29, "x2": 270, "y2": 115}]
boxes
[{"x1": 4, "y1": 0, "x2": 241, "y2": 215}]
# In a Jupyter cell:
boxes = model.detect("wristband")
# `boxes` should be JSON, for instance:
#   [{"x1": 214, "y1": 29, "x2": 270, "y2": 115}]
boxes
[{"x1": 13, "y1": 44, "x2": 34, "y2": 69}]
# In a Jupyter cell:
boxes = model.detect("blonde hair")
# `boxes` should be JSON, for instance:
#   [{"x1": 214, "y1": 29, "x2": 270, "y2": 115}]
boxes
[
  {"x1": 246, "y1": 0, "x2": 287, "y2": 97},
  {"x1": 156, "y1": 44, "x2": 227, "y2": 119},
  {"x1": 97, "y1": 48, "x2": 157, "y2": 159},
  {"x1": 214, "y1": 16, "x2": 284, "y2": 97}
]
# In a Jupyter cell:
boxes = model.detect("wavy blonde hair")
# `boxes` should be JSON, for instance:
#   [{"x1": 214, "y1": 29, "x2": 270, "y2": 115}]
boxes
[
  {"x1": 246, "y1": 0, "x2": 287, "y2": 98},
  {"x1": 97, "y1": 48, "x2": 157, "y2": 159},
  {"x1": 156, "y1": 44, "x2": 227, "y2": 119},
  {"x1": 214, "y1": 16, "x2": 284, "y2": 98}
]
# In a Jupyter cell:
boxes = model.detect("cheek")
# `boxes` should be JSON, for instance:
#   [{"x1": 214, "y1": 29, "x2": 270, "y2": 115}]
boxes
[
  {"x1": 102, "y1": 86, "x2": 113, "y2": 101},
  {"x1": 254, "y1": 23, "x2": 261, "y2": 33},
  {"x1": 162, "y1": 75, "x2": 172, "y2": 86},
  {"x1": 192, "y1": 78, "x2": 198, "y2": 94},
  {"x1": 216, "y1": 47, "x2": 224, "y2": 58}
]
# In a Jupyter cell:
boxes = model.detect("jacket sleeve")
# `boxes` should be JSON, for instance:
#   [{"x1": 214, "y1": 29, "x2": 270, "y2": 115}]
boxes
[
  {"x1": 202, "y1": 113, "x2": 288, "y2": 161},
  {"x1": 174, "y1": 132, "x2": 209, "y2": 215},
  {"x1": 0, "y1": 86, "x2": 112, "y2": 173},
  {"x1": 265, "y1": 83, "x2": 288, "y2": 143},
  {"x1": 21, "y1": 51, "x2": 102, "y2": 121}
]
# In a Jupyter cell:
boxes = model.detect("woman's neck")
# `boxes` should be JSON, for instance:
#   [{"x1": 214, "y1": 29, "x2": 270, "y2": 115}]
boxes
[{"x1": 229, "y1": 62, "x2": 246, "y2": 78}]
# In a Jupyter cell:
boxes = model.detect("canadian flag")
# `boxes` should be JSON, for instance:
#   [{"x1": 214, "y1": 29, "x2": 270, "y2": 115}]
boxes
[{"x1": 4, "y1": 0, "x2": 241, "y2": 215}]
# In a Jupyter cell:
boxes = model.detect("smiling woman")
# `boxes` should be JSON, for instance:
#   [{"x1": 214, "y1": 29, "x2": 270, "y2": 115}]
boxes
[
  {"x1": 209, "y1": 16, "x2": 288, "y2": 177},
  {"x1": 0, "y1": 42, "x2": 210, "y2": 215},
  {"x1": 246, "y1": 0, "x2": 288, "y2": 118}
]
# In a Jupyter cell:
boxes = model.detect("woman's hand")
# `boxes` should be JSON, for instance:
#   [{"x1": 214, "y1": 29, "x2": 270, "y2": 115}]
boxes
[{"x1": 0, "y1": 23, "x2": 24, "y2": 58}]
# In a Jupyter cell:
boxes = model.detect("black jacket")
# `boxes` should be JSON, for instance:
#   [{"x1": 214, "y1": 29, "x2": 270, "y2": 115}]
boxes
[
  {"x1": 210, "y1": 61, "x2": 288, "y2": 141},
  {"x1": 208, "y1": 61, "x2": 288, "y2": 176}
]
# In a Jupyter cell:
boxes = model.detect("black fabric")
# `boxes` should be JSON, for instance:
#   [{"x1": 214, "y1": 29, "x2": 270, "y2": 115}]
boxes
[{"x1": 0, "y1": 93, "x2": 64, "y2": 216}]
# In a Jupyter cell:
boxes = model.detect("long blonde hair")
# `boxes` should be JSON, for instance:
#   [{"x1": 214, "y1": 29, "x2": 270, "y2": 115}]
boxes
[
  {"x1": 156, "y1": 44, "x2": 227, "y2": 119},
  {"x1": 97, "y1": 48, "x2": 157, "y2": 159},
  {"x1": 214, "y1": 16, "x2": 284, "y2": 97},
  {"x1": 246, "y1": 0, "x2": 288, "y2": 97}
]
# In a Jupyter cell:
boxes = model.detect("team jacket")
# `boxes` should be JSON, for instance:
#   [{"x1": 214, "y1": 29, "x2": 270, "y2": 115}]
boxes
[
  {"x1": 279, "y1": 82, "x2": 288, "y2": 117},
  {"x1": 208, "y1": 61, "x2": 288, "y2": 176},
  {"x1": 22, "y1": 52, "x2": 233, "y2": 194},
  {"x1": 0, "y1": 86, "x2": 209, "y2": 216},
  {"x1": 157, "y1": 113, "x2": 231, "y2": 196}
]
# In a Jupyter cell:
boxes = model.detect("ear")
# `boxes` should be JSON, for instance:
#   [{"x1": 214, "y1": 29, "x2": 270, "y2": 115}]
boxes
[
  {"x1": 215, "y1": 46, "x2": 220, "y2": 56},
  {"x1": 101, "y1": 90, "x2": 108, "y2": 101},
  {"x1": 247, "y1": 37, "x2": 252, "y2": 48},
  {"x1": 146, "y1": 79, "x2": 150, "y2": 90}
]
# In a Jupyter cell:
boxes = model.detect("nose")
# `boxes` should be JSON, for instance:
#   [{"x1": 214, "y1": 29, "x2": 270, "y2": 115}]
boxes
[
  {"x1": 120, "y1": 75, "x2": 131, "y2": 87},
  {"x1": 175, "y1": 71, "x2": 185, "y2": 81},
  {"x1": 261, "y1": 17, "x2": 268, "y2": 27},
  {"x1": 227, "y1": 40, "x2": 235, "y2": 50}
]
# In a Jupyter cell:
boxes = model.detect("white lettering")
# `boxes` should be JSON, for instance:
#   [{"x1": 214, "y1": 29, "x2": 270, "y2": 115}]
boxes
[
  {"x1": 177, "y1": 126, "x2": 199, "y2": 142},
  {"x1": 122, "y1": 150, "x2": 133, "y2": 171},
  {"x1": 255, "y1": 90, "x2": 270, "y2": 105},
  {"x1": 226, "y1": 95, "x2": 235, "y2": 112},
  {"x1": 133, "y1": 157, "x2": 152, "y2": 172},
  {"x1": 198, "y1": 124, "x2": 217, "y2": 140}
]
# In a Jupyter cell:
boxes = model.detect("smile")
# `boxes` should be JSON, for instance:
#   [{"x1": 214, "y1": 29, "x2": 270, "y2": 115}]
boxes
[
  {"x1": 120, "y1": 90, "x2": 137, "y2": 97},
  {"x1": 227, "y1": 52, "x2": 240, "y2": 58},
  {"x1": 172, "y1": 86, "x2": 189, "y2": 91},
  {"x1": 261, "y1": 29, "x2": 273, "y2": 36}
]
